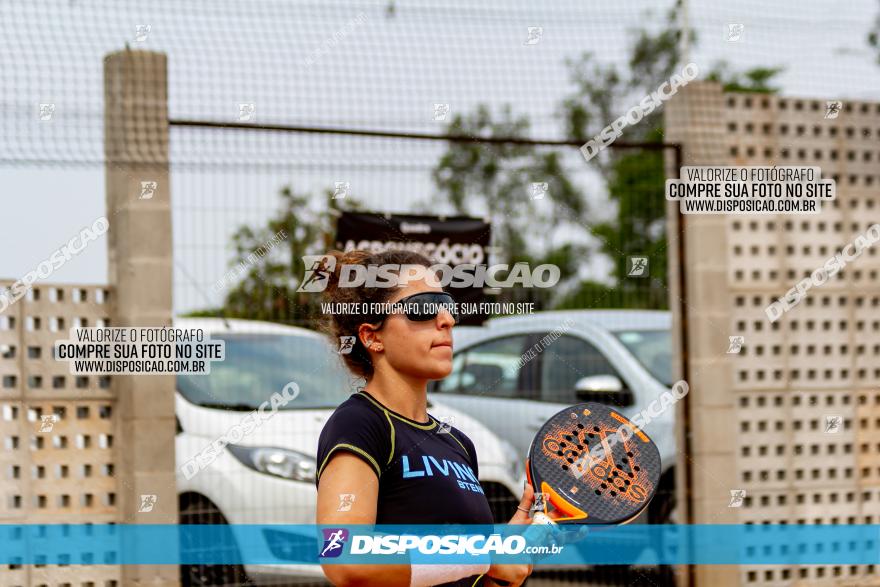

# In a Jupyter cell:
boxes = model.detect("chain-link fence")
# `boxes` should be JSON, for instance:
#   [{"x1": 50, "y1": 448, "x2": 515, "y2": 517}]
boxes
[{"x1": 2, "y1": 1, "x2": 879, "y2": 586}]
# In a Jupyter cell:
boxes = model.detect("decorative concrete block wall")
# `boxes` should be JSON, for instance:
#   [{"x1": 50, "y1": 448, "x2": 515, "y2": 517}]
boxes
[
  {"x1": 0, "y1": 283, "x2": 120, "y2": 587},
  {"x1": 0, "y1": 48, "x2": 178, "y2": 587},
  {"x1": 667, "y1": 81, "x2": 880, "y2": 586}
]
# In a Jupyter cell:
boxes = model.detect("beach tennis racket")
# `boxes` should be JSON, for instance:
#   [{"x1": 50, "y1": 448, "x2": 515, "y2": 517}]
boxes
[{"x1": 525, "y1": 402, "x2": 661, "y2": 525}]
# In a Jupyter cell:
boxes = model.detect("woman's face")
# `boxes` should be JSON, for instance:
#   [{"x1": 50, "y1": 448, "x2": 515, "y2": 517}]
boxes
[{"x1": 366, "y1": 276, "x2": 456, "y2": 381}]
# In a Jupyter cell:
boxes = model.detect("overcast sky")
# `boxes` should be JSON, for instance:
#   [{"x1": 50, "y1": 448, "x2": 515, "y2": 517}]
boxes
[{"x1": 1, "y1": 0, "x2": 878, "y2": 314}]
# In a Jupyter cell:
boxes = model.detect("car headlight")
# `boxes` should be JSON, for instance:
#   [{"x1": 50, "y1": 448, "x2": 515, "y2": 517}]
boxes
[{"x1": 227, "y1": 444, "x2": 317, "y2": 482}]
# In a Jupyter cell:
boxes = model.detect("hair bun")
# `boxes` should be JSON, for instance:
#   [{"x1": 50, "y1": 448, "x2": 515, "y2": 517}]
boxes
[{"x1": 323, "y1": 249, "x2": 370, "y2": 297}]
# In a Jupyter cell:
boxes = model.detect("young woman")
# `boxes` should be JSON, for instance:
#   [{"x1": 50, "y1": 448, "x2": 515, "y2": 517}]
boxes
[{"x1": 315, "y1": 249, "x2": 554, "y2": 586}]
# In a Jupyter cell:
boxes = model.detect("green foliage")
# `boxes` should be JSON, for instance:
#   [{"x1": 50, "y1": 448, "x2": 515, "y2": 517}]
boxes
[
  {"x1": 182, "y1": 187, "x2": 363, "y2": 327},
  {"x1": 553, "y1": 7, "x2": 685, "y2": 309},
  {"x1": 197, "y1": 1, "x2": 786, "y2": 320},
  {"x1": 430, "y1": 105, "x2": 591, "y2": 307},
  {"x1": 706, "y1": 62, "x2": 784, "y2": 93},
  {"x1": 591, "y1": 131, "x2": 669, "y2": 307},
  {"x1": 555, "y1": 5, "x2": 781, "y2": 310},
  {"x1": 869, "y1": 5, "x2": 879, "y2": 63}
]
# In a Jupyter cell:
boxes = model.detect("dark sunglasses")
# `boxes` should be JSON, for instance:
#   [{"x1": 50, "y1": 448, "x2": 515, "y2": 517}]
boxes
[{"x1": 375, "y1": 292, "x2": 459, "y2": 324}]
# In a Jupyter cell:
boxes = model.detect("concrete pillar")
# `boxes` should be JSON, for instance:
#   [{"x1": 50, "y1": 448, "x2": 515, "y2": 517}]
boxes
[
  {"x1": 665, "y1": 81, "x2": 740, "y2": 587},
  {"x1": 104, "y1": 48, "x2": 179, "y2": 586}
]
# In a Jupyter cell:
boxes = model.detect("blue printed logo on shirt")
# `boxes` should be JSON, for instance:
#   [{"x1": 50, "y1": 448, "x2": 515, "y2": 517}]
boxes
[{"x1": 401, "y1": 455, "x2": 484, "y2": 494}]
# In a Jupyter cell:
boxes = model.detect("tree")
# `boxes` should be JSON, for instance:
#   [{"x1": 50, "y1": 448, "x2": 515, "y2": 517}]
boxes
[
  {"x1": 556, "y1": 5, "x2": 783, "y2": 309},
  {"x1": 429, "y1": 104, "x2": 592, "y2": 307},
  {"x1": 555, "y1": 6, "x2": 683, "y2": 309},
  {"x1": 706, "y1": 62, "x2": 784, "y2": 93},
  {"x1": 869, "y1": 5, "x2": 880, "y2": 63},
  {"x1": 196, "y1": 3, "x2": 785, "y2": 320},
  {"x1": 185, "y1": 187, "x2": 363, "y2": 326}
]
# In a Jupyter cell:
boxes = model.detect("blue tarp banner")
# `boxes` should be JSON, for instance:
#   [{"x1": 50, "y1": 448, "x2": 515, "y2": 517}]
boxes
[{"x1": 0, "y1": 524, "x2": 878, "y2": 565}]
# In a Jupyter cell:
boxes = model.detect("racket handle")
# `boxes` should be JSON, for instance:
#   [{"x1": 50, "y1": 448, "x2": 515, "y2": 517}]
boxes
[
  {"x1": 531, "y1": 511, "x2": 557, "y2": 525},
  {"x1": 523, "y1": 510, "x2": 559, "y2": 566}
]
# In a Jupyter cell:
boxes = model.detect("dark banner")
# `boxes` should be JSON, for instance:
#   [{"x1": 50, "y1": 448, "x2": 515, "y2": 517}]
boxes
[{"x1": 335, "y1": 212, "x2": 491, "y2": 325}]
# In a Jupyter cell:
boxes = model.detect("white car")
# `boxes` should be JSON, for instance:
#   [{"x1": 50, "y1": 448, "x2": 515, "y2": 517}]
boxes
[
  {"x1": 173, "y1": 317, "x2": 523, "y2": 586},
  {"x1": 427, "y1": 310, "x2": 677, "y2": 525}
]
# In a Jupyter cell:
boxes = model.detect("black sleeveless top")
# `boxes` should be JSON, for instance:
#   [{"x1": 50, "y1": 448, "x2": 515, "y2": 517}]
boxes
[{"x1": 316, "y1": 390, "x2": 494, "y2": 586}]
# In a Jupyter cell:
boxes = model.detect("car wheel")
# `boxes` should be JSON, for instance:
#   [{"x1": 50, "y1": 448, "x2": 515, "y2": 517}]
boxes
[{"x1": 179, "y1": 495, "x2": 251, "y2": 586}]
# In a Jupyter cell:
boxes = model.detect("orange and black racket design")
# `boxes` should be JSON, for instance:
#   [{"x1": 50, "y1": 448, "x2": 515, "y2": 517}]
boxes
[{"x1": 526, "y1": 402, "x2": 661, "y2": 525}]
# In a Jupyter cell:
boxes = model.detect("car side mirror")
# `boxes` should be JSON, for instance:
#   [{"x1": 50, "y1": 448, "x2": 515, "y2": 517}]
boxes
[{"x1": 574, "y1": 375, "x2": 633, "y2": 406}]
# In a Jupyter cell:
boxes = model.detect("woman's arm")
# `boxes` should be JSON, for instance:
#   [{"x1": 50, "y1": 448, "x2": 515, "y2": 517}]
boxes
[
  {"x1": 317, "y1": 453, "x2": 491, "y2": 586},
  {"x1": 482, "y1": 481, "x2": 537, "y2": 587},
  {"x1": 484, "y1": 481, "x2": 574, "y2": 586},
  {"x1": 317, "y1": 453, "x2": 412, "y2": 586}
]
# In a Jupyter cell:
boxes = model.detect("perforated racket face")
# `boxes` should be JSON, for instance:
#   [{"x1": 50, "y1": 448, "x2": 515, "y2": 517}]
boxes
[{"x1": 527, "y1": 402, "x2": 661, "y2": 525}]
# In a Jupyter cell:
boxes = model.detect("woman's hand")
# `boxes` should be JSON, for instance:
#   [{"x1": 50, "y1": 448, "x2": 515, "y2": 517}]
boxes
[
  {"x1": 511, "y1": 480, "x2": 567, "y2": 523},
  {"x1": 484, "y1": 481, "x2": 543, "y2": 586},
  {"x1": 485, "y1": 480, "x2": 578, "y2": 585}
]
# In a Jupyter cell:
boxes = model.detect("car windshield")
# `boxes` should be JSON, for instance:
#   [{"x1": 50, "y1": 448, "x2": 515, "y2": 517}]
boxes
[
  {"x1": 177, "y1": 332, "x2": 356, "y2": 410},
  {"x1": 613, "y1": 329, "x2": 672, "y2": 386}
]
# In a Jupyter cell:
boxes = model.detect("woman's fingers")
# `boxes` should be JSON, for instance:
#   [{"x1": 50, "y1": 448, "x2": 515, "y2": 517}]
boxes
[
  {"x1": 520, "y1": 480, "x2": 534, "y2": 506},
  {"x1": 508, "y1": 481, "x2": 535, "y2": 524}
]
